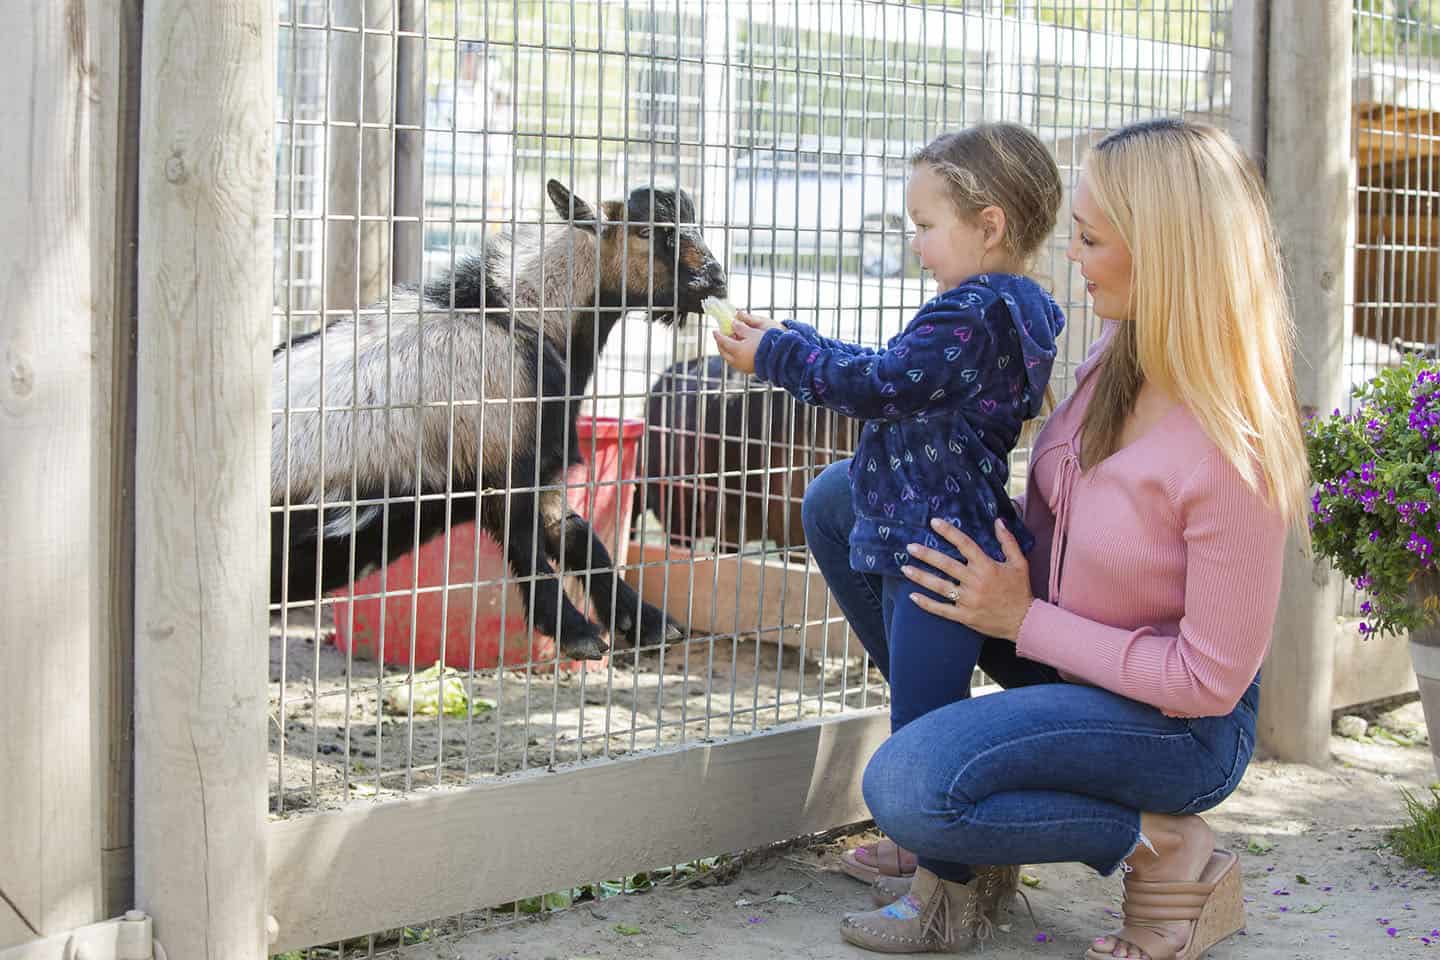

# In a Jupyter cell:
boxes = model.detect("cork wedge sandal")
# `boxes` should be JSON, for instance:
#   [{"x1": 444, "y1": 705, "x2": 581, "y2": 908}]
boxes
[{"x1": 1085, "y1": 849, "x2": 1245, "y2": 960}]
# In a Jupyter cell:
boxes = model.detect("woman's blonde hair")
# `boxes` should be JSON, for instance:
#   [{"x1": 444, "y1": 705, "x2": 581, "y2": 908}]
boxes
[{"x1": 1081, "y1": 118, "x2": 1308, "y2": 530}]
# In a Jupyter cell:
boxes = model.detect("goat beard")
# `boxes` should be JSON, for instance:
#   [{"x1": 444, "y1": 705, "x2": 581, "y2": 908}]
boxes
[{"x1": 645, "y1": 307, "x2": 689, "y2": 328}]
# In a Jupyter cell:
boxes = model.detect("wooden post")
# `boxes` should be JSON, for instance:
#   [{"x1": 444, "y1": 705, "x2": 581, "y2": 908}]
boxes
[
  {"x1": 392, "y1": 0, "x2": 425, "y2": 288},
  {"x1": 0, "y1": 2, "x2": 105, "y2": 949},
  {"x1": 134, "y1": 0, "x2": 274, "y2": 956},
  {"x1": 1227, "y1": 0, "x2": 1268, "y2": 169},
  {"x1": 326, "y1": 0, "x2": 397, "y2": 311},
  {"x1": 1257, "y1": 0, "x2": 1351, "y2": 766}
]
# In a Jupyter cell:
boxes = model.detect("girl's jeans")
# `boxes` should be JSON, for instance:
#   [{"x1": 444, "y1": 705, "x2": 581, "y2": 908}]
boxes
[
  {"x1": 801, "y1": 458, "x2": 1259, "y2": 882},
  {"x1": 880, "y1": 574, "x2": 993, "y2": 731}
]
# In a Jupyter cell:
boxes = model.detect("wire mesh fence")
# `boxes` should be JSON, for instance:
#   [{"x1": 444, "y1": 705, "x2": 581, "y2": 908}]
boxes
[
  {"x1": 268, "y1": 0, "x2": 1232, "y2": 953},
  {"x1": 1341, "y1": 2, "x2": 1440, "y2": 615}
]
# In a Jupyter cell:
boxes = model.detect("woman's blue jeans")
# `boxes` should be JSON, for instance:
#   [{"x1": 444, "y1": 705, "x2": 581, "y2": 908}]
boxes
[{"x1": 801, "y1": 458, "x2": 1259, "y2": 881}]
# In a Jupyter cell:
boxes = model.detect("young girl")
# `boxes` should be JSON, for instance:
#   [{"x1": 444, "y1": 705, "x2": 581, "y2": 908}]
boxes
[{"x1": 713, "y1": 123, "x2": 1066, "y2": 734}]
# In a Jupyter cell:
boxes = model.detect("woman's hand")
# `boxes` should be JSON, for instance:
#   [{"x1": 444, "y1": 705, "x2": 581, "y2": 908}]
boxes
[
  {"x1": 711, "y1": 312, "x2": 773, "y2": 375},
  {"x1": 901, "y1": 518, "x2": 1035, "y2": 641}
]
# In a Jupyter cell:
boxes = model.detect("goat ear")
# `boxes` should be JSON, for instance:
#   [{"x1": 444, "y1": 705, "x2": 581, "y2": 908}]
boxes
[
  {"x1": 547, "y1": 179, "x2": 599, "y2": 231},
  {"x1": 601, "y1": 201, "x2": 626, "y2": 225}
]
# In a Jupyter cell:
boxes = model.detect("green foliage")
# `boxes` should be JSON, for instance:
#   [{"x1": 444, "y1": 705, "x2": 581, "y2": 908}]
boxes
[
  {"x1": 1029, "y1": 0, "x2": 1225, "y2": 47},
  {"x1": 1389, "y1": 784, "x2": 1440, "y2": 873},
  {"x1": 1356, "y1": 0, "x2": 1440, "y2": 56},
  {"x1": 1305, "y1": 355, "x2": 1440, "y2": 637},
  {"x1": 495, "y1": 855, "x2": 732, "y2": 923},
  {"x1": 516, "y1": 891, "x2": 575, "y2": 914}
]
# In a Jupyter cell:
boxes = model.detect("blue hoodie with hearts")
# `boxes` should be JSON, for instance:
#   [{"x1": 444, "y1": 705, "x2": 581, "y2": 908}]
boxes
[{"x1": 753, "y1": 273, "x2": 1066, "y2": 576}]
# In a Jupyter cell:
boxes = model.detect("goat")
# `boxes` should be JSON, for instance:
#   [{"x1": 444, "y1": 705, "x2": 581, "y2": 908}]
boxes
[{"x1": 271, "y1": 179, "x2": 728, "y2": 660}]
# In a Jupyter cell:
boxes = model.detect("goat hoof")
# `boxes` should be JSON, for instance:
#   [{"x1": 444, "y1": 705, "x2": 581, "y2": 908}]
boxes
[
  {"x1": 633, "y1": 603, "x2": 686, "y2": 646},
  {"x1": 560, "y1": 629, "x2": 609, "y2": 661}
]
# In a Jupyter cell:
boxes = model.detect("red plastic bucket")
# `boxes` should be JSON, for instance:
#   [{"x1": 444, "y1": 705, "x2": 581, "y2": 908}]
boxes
[{"x1": 330, "y1": 416, "x2": 644, "y2": 671}]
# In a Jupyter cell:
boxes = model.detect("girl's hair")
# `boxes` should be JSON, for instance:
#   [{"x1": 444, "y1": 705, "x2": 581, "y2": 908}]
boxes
[
  {"x1": 1080, "y1": 118, "x2": 1308, "y2": 530},
  {"x1": 911, "y1": 123, "x2": 1064, "y2": 270}
]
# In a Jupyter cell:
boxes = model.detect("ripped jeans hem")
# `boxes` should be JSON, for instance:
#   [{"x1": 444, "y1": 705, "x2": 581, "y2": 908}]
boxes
[{"x1": 1094, "y1": 828, "x2": 1155, "y2": 878}]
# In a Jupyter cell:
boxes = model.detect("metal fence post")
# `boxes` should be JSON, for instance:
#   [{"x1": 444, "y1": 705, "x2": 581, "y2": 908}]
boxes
[
  {"x1": 133, "y1": 0, "x2": 275, "y2": 955},
  {"x1": 1258, "y1": 0, "x2": 1351, "y2": 766}
]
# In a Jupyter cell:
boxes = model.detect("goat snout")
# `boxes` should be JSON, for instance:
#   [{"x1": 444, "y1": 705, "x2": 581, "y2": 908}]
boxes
[{"x1": 690, "y1": 260, "x2": 727, "y2": 297}]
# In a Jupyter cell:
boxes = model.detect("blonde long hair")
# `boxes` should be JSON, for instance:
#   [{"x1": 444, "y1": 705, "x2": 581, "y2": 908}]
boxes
[{"x1": 1081, "y1": 119, "x2": 1308, "y2": 529}]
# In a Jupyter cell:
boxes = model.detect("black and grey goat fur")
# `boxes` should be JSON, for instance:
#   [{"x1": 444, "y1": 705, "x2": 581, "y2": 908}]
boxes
[{"x1": 271, "y1": 179, "x2": 727, "y2": 659}]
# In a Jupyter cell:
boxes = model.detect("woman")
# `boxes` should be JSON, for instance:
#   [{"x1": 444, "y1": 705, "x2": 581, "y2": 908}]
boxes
[{"x1": 805, "y1": 119, "x2": 1308, "y2": 959}]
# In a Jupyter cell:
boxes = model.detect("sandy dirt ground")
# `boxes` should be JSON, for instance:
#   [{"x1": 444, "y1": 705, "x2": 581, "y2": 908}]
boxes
[
  {"x1": 355, "y1": 700, "x2": 1440, "y2": 960},
  {"x1": 268, "y1": 611, "x2": 882, "y2": 815}
]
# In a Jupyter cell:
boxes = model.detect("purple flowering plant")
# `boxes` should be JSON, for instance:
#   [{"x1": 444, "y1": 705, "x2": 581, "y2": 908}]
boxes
[{"x1": 1306, "y1": 355, "x2": 1440, "y2": 637}]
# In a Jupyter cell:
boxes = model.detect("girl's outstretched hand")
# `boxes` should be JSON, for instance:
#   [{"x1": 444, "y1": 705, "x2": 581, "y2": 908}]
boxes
[
  {"x1": 734, "y1": 309, "x2": 784, "y2": 333},
  {"x1": 712, "y1": 312, "x2": 772, "y2": 375}
]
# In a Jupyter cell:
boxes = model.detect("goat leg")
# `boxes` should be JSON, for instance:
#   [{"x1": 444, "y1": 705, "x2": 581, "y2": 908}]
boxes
[
  {"x1": 485, "y1": 492, "x2": 609, "y2": 660},
  {"x1": 546, "y1": 505, "x2": 685, "y2": 649}
]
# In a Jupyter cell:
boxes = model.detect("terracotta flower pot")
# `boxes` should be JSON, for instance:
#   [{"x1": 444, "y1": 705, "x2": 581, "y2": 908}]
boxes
[{"x1": 1407, "y1": 576, "x2": 1440, "y2": 778}]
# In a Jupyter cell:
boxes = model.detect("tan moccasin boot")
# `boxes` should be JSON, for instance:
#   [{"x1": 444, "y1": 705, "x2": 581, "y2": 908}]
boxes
[{"x1": 841, "y1": 865, "x2": 1019, "y2": 953}]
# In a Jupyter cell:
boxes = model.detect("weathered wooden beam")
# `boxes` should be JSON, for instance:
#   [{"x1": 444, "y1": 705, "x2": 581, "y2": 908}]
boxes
[
  {"x1": 1258, "y1": 0, "x2": 1351, "y2": 766},
  {"x1": 267, "y1": 711, "x2": 889, "y2": 952},
  {"x1": 0, "y1": 0, "x2": 106, "y2": 947},
  {"x1": 133, "y1": 0, "x2": 275, "y2": 956}
]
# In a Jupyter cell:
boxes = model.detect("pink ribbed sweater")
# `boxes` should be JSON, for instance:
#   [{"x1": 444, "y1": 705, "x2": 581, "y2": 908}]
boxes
[{"x1": 1015, "y1": 326, "x2": 1287, "y2": 718}]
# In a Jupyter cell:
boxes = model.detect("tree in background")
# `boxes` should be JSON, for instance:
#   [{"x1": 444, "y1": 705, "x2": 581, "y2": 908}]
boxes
[{"x1": 1357, "y1": 0, "x2": 1440, "y2": 55}]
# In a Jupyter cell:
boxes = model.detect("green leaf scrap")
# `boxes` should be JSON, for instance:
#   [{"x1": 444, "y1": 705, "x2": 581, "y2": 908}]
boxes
[{"x1": 382, "y1": 662, "x2": 495, "y2": 718}]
